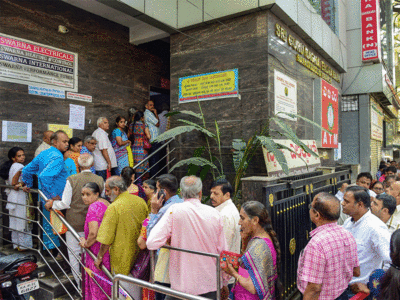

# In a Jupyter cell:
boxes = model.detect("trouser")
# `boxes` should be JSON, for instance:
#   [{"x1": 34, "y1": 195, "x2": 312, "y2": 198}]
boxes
[
  {"x1": 66, "y1": 231, "x2": 85, "y2": 288},
  {"x1": 155, "y1": 282, "x2": 171, "y2": 300},
  {"x1": 119, "y1": 274, "x2": 142, "y2": 300},
  {"x1": 149, "y1": 142, "x2": 162, "y2": 178},
  {"x1": 164, "y1": 290, "x2": 217, "y2": 300},
  {"x1": 96, "y1": 167, "x2": 120, "y2": 181}
]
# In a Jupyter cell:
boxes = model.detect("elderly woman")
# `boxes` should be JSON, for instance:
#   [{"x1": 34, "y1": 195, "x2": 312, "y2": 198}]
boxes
[
  {"x1": 223, "y1": 201, "x2": 281, "y2": 300},
  {"x1": 79, "y1": 182, "x2": 111, "y2": 300}
]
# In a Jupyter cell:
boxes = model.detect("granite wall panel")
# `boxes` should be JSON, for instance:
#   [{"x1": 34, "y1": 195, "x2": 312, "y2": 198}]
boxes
[{"x1": 0, "y1": 0, "x2": 168, "y2": 163}]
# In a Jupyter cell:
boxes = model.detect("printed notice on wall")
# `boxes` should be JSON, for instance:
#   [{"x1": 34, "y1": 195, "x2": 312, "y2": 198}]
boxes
[
  {"x1": 48, "y1": 124, "x2": 73, "y2": 138},
  {"x1": 69, "y1": 104, "x2": 85, "y2": 130},
  {"x1": 263, "y1": 139, "x2": 320, "y2": 178},
  {"x1": 274, "y1": 70, "x2": 297, "y2": 120},
  {"x1": 0, "y1": 33, "x2": 78, "y2": 91},
  {"x1": 179, "y1": 69, "x2": 239, "y2": 103},
  {"x1": 2, "y1": 121, "x2": 32, "y2": 143},
  {"x1": 371, "y1": 100, "x2": 383, "y2": 141},
  {"x1": 66, "y1": 92, "x2": 92, "y2": 102},
  {"x1": 29, "y1": 85, "x2": 65, "y2": 98}
]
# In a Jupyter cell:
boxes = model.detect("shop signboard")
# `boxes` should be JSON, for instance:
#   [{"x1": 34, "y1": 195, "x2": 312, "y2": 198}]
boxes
[
  {"x1": 274, "y1": 70, "x2": 297, "y2": 120},
  {"x1": 178, "y1": 69, "x2": 239, "y2": 103},
  {"x1": 321, "y1": 79, "x2": 339, "y2": 148},
  {"x1": 371, "y1": 101, "x2": 383, "y2": 141},
  {"x1": 0, "y1": 33, "x2": 78, "y2": 91},
  {"x1": 262, "y1": 139, "x2": 321, "y2": 178},
  {"x1": 361, "y1": 0, "x2": 381, "y2": 62}
]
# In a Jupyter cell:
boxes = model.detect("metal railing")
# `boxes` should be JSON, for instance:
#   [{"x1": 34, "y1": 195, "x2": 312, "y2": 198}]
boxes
[{"x1": 263, "y1": 166, "x2": 352, "y2": 299}]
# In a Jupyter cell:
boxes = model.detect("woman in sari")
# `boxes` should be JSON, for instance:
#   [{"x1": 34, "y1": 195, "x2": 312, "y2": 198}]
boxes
[
  {"x1": 111, "y1": 116, "x2": 131, "y2": 174},
  {"x1": 142, "y1": 179, "x2": 156, "y2": 210},
  {"x1": 223, "y1": 201, "x2": 282, "y2": 300},
  {"x1": 66, "y1": 137, "x2": 82, "y2": 172},
  {"x1": 0, "y1": 147, "x2": 32, "y2": 250},
  {"x1": 79, "y1": 182, "x2": 111, "y2": 300},
  {"x1": 121, "y1": 166, "x2": 146, "y2": 201}
]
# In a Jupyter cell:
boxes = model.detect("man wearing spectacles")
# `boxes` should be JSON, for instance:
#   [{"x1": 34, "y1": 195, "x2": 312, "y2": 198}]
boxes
[{"x1": 297, "y1": 192, "x2": 359, "y2": 300}]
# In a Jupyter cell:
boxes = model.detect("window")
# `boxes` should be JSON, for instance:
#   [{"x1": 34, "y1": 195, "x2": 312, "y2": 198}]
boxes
[
  {"x1": 341, "y1": 95, "x2": 358, "y2": 112},
  {"x1": 307, "y1": 0, "x2": 338, "y2": 35}
]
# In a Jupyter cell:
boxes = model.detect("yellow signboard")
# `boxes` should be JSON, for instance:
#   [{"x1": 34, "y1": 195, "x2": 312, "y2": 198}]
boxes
[
  {"x1": 48, "y1": 124, "x2": 73, "y2": 138},
  {"x1": 179, "y1": 69, "x2": 239, "y2": 103}
]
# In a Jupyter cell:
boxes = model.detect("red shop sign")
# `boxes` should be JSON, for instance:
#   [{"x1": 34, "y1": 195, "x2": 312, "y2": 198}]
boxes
[
  {"x1": 361, "y1": 0, "x2": 381, "y2": 62},
  {"x1": 321, "y1": 79, "x2": 339, "y2": 148}
]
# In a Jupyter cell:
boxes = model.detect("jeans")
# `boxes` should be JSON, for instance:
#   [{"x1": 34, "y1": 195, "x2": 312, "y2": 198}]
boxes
[{"x1": 96, "y1": 167, "x2": 119, "y2": 181}]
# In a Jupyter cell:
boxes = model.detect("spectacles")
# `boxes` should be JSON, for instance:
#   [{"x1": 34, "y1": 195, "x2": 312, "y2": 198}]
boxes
[
  {"x1": 373, "y1": 187, "x2": 384, "y2": 191},
  {"x1": 309, "y1": 204, "x2": 318, "y2": 213}
]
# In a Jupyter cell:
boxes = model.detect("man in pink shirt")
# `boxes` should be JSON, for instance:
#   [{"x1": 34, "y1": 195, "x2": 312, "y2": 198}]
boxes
[
  {"x1": 147, "y1": 175, "x2": 228, "y2": 299},
  {"x1": 297, "y1": 192, "x2": 360, "y2": 300}
]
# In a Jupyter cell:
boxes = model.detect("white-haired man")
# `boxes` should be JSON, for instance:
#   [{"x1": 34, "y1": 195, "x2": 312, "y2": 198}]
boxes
[
  {"x1": 45, "y1": 153, "x2": 104, "y2": 287},
  {"x1": 92, "y1": 117, "x2": 118, "y2": 180},
  {"x1": 147, "y1": 176, "x2": 229, "y2": 299}
]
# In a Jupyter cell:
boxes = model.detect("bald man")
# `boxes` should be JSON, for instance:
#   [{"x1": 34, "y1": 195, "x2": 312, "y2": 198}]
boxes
[
  {"x1": 387, "y1": 181, "x2": 400, "y2": 232},
  {"x1": 34, "y1": 130, "x2": 54, "y2": 157},
  {"x1": 297, "y1": 192, "x2": 360, "y2": 300}
]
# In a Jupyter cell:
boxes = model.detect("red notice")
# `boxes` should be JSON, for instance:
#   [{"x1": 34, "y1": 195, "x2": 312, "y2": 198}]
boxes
[
  {"x1": 321, "y1": 80, "x2": 338, "y2": 148},
  {"x1": 361, "y1": 0, "x2": 381, "y2": 62}
]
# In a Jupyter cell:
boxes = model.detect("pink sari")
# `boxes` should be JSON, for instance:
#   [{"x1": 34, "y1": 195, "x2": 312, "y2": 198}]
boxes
[{"x1": 84, "y1": 201, "x2": 111, "y2": 300}]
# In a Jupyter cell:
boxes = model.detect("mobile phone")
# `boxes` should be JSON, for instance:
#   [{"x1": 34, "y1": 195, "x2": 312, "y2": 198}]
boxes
[
  {"x1": 157, "y1": 189, "x2": 166, "y2": 199},
  {"x1": 220, "y1": 251, "x2": 241, "y2": 269}
]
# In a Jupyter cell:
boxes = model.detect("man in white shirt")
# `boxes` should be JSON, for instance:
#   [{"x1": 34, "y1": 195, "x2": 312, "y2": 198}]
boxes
[
  {"x1": 336, "y1": 172, "x2": 376, "y2": 225},
  {"x1": 341, "y1": 186, "x2": 391, "y2": 298},
  {"x1": 386, "y1": 181, "x2": 400, "y2": 233},
  {"x1": 144, "y1": 100, "x2": 161, "y2": 177},
  {"x1": 92, "y1": 117, "x2": 118, "y2": 180},
  {"x1": 45, "y1": 154, "x2": 104, "y2": 287},
  {"x1": 34, "y1": 130, "x2": 53, "y2": 157},
  {"x1": 371, "y1": 194, "x2": 397, "y2": 233},
  {"x1": 210, "y1": 179, "x2": 240, "y2": 291}
]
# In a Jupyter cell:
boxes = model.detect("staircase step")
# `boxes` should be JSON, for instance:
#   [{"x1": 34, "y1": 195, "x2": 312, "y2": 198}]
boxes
[{"x1": 39, "y1": 271, "x2": 80, "y2": 298}]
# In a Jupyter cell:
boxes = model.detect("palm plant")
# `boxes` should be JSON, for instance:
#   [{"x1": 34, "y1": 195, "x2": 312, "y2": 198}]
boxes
[{"x1": 153, "y1": 101, "x2": 329, "y2": 203}]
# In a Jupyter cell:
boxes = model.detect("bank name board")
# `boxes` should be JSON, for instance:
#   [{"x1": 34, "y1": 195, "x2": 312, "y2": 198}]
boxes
[
  {"x1": 275, "y1": 23, "x2": 340, "y2": 84},
  {"x1": 361, "y1": 0, "x2": 381, "y2": 62}
]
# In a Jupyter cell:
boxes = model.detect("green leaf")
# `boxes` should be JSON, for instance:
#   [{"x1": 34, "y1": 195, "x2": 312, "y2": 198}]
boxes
[
  {"x1": 165, "y1": 111, "x2": 181, "y2": 117},
  {"x1": 275, "y1": 142, "x2": 309, "y2": 168},
  {"x1": 169, "y1": 157, "x2": 218, "y2": 173},
  {"x1": 177, "y1": 119, "x2": 216, "y2": 138},
  {"x1": 152, "y1": 125, "x2": 197, "y2": 143},
  {"x1": 275, "y1": 112, "x2": 332, "y2": 134},
  {"x1": 232, "y1": 139, "x2": 247, "y2": 172},
  {"x1": 271, "y1": 117, "x2": 318, "y2": 158},
  {"x1": 256, "y1": 136, "x2": 289, "y2": 174},
  {"x1": 187, "y1": 146, "x2": 206, "y2": 176},
  {"x1": 215, "y1": 121, "x2": 221, "y2": 153}
]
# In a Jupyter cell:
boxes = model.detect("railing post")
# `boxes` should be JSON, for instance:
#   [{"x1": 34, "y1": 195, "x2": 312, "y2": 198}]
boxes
[
  {"x1": 150, "y1": 250, "x2": 155, "y2": 284},
  {"x1": 113, "y1": 277, "x2": 120, "y2": 300}
]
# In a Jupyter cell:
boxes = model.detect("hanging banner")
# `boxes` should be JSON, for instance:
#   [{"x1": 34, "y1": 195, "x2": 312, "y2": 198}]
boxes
[
  {"x1": 371, "y1": 100, "x2": 383, "y2": 141},
  {"x1": 263, "y1": 139, "x2": 321, "y2": 178},
  {"x1": 0, "y1": 33, "x2": 78, "y2": 91},
  {"x1": 361, "y1": 0, "x2": 381, "y2": 62},
  {"x1": 321, "y1": 79, "x2": 339, "y2": 148},
  {"x1": 179, "y1": 69, "x2": 239, "y2": 103},
  {"x1": 274, "y1": 70, "x2": 297, "y2": 120}
]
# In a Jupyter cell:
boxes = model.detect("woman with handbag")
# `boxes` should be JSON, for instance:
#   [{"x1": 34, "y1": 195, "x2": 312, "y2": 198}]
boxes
[
  {"x1": 79, "y1": 182, "x2": 111, "y2": 300},
  {"x1": 132, "y1": 111, "x2": 151, "y2": 179}
]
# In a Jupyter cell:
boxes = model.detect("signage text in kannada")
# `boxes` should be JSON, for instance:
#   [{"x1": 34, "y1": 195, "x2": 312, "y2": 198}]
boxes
[{"x1": 361, "y1": 0, "x2": 381, "y2": 62}]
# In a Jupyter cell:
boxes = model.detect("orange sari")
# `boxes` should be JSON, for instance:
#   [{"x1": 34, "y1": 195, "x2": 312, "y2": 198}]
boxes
[{"x1": 69, "y1": 152, "x2": 80, "y2": 173}]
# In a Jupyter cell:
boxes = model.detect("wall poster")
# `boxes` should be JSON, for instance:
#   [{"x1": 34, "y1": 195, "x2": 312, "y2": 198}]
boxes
[
  {"x1": 321, "y1": 79, "x2": 339, "y2": 148},
  {"x1": 274, "y1": 70, "x2": 297, "y2": 120},
  {"x1": 263, "y1": 139, "x2": 321, "y2": 178},
  {"x1": 47, "y1": 124, "x2": 73, "y2": 138},
  {"x1": 2, "y1": 121, "x2": 32, "y2": 143},
  {"x1": 371, "y1": 100, "x2": 383, "y2": 141},
  {"x1": 179, "y1": 69, "x2": 239, "y2": 103},
  {"x1": 0, "y1": 33, "x2": 78, "y2": 91}
]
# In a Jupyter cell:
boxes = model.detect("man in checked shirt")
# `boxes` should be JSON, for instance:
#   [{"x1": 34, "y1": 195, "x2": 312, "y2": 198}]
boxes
[{"x1": 297, "y1": 192, "x2": 360, "y2": 300}]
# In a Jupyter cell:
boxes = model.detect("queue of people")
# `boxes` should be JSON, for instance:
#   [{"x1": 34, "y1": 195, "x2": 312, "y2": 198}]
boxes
[{"x1": 3, "y1": 126, "x2": 400, "y2": 300}]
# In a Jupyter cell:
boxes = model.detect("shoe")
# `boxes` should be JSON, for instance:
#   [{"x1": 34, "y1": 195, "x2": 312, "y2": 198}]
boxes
[{"x1": 56, "y1": 253, "x2": 63, "y2": 261}]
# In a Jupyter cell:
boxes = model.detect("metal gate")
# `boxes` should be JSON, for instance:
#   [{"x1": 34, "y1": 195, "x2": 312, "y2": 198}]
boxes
[{"x1": 263, "y1": 166, "x2": 352, "y2": 299}]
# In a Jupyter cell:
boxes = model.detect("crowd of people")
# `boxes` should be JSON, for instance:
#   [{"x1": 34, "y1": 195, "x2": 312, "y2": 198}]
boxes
[{"x1": 2, "y1": 121, "x2": 400, "y2": 299}]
